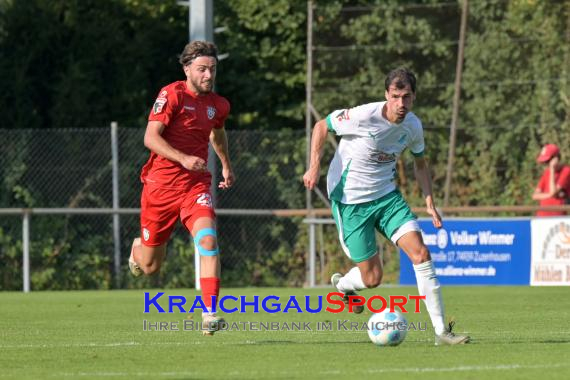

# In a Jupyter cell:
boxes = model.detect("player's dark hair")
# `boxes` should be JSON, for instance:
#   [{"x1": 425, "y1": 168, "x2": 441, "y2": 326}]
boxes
[
  {"x1": 179, "y1": 41, "x2": 218, "y2": 66},
  {"x1": 385, "y1": 68, "x2": 416, "y2": 93}
]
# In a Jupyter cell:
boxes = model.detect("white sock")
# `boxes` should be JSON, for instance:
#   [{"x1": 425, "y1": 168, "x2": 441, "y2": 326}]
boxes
[
  {"x1": 336, "y1": 267, "x2": 366, "y2": 292},
  {"x1": 413, "y1": 260, "x2": 446, "y2": 335}
]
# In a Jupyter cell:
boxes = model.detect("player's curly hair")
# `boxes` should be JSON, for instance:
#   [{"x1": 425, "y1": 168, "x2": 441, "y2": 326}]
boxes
[
  {"x1": 179, "y1": 41, "x2": 218, "y2": 66},
  {"x1": 385, "y1": 68, "x2": 417, "y2": 93}
]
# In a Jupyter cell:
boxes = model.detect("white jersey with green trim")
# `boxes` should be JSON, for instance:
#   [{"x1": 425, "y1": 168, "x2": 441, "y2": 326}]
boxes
[{"x1": 326, "y1": 101, "x2": 425, "y2": 204}]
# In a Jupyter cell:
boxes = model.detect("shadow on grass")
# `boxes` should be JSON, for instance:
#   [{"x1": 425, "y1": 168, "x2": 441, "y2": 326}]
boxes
[
  {"x1": 535, "y1": 339, "x2": 570, "y2": 344},
  {"x1": 475, "y1": 338, "x2": 570, "y2": 345}
]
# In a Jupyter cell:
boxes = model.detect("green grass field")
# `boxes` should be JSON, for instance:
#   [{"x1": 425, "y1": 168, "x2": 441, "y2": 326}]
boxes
[{"x1": 1, "y1": 286, "x2": 569, "y2": 379}]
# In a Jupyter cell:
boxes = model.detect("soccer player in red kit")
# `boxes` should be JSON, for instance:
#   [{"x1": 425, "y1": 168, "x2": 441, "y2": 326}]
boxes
[{"x1": 129, "y1": 41, "x2": 234, "y2": 335}]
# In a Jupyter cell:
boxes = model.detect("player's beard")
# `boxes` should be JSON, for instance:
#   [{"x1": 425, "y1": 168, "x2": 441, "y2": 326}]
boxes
[{"x1": 191, "y1": 77, "x2": 214, "y2": 94}]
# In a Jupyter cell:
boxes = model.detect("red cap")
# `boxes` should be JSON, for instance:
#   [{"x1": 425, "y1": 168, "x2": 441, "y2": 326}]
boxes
[{"x1": 537, "y1": 144, "x2": 559, "y2": 163}]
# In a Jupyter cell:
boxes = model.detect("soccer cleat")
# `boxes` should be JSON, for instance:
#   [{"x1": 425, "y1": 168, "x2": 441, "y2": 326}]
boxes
[
  {"x1": 202, "y1": 313, "x2": 226, "y2": 336},
  {"x1": 128, "y1": 238, "x2": 143, "y2": 278},
  {"x1": 435, "y1": 321, "x2": 470, "y2": 346},
  {"x1": 331, "y1": 273, "x2": 364, "y2": 314}
]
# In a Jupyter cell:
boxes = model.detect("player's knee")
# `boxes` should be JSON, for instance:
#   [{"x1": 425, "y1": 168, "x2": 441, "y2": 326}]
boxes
[
  {"x1": 364, "y1": 278, "x2": 382, "y2": 288},
  {"x1": 198, "y1": 235, "x2": 217, "y2": 252},
  {"x1": 194, "y1": 228, "x2": 219, "y2": 256},
  {"x1": 363, "y1": 271, "x2": 383, "y2": 288},
  {"x1": 140, "y1": 262, "x2": 161, "y2": 276},
  {"x1": 411, "y1": 245, "x2": 431, "y2": 265}
]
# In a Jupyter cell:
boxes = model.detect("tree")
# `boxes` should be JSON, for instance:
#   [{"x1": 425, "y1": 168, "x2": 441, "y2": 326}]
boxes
[{"x1": 0, "y1": 0, "x2": 188, "y2": 130}]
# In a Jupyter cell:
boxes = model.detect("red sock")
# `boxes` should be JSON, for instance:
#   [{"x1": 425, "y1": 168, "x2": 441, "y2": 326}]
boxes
[{"x1": 200, "y1": 277, "x2": 220, "y2": 312}]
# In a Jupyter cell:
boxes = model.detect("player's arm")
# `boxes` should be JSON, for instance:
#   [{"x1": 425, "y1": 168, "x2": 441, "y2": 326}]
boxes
[
  {"x1": 143, "y1": 120, "x2": 207, "y2": 171},
  {"x1": 413, "y1": 156, "x2": 442, "y2": 228},
  {"x1": 209, "y1": 127, "x2": 235, "y2": 189},
  {"x1": 532, "y1": 174, "x2": 550, "y2": 200},
  {"x1": 533, "y1": 186, "x2": 566, "y2": 200},
  {"x1": 303, "y1": 119, "x2": 328, "y2": 190},
  {"x1": 532, "y1": 187, "x2": 557, "y2": 200},
  {"x1": 532, "y1": 158, "x2": 563, "y2": 200}
]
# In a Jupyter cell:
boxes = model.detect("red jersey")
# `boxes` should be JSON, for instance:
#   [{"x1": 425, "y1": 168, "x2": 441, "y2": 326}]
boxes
[
  {"x1": 141, "y1": 81, "x2": 230, "y2": 189},
  {"x1": 536, "y1": 165, "x2": 570, "y2": 216}
]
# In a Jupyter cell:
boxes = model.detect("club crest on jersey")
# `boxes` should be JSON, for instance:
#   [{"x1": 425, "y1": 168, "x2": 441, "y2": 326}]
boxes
[{"x1": 207, "y1": 106, "x2": 216, "y2": 120}]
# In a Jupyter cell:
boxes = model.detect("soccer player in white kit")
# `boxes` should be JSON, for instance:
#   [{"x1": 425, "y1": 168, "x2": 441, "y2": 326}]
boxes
[{"x1": 303, "y1": 68, "x2": 469, "y2": 345}]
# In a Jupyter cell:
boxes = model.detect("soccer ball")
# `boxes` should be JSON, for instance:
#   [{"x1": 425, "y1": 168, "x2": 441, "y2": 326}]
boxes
[{"x1": 367, "y1": 310, "x2": 408, "y2": 346}]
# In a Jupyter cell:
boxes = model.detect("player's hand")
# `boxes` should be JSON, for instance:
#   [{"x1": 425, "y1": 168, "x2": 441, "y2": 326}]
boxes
[
  {"x1": 218, "y1": 167, "x2": 235, "y2": 189},
  {"x1": 426, "y1": 207, "x2": 443, "y2": 229},
  {"x1": 303, "y1": 166, "x2": 320, "y2": 190},
  {"x1": 180, "y1": 155, "x2": 208, "y2": 172}
]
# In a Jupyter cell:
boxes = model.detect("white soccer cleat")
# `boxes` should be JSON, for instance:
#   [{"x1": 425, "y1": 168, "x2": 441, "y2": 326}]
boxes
[
  {"x1": 331, "y1": 273, "x2": 364, "y2": 314},
  {"x1": 129, "y1": 238, "x2": 143, "y2": 278},
  {"x1": 435, "y1": 321, "x2": 470, "y2": 346},
  {"x1": 202, "y1": 313, "x2": 226, "y2": 336},
  {"x1": 331, "y1": 273, "x2": 343, "y2": 289}
]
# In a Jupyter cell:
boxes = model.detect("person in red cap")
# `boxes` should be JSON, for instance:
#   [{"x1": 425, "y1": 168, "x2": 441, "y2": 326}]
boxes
[{"x1": 532, "y1": 144, "x2": 570, "y2": 216}]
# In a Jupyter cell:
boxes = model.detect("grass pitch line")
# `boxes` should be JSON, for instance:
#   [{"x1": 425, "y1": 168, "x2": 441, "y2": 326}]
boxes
[
  {"x1": 50, "y1": 363, "x2": 570, "y2": 378},
  {"x1": 358, "y1": 363, "x2": 570, "y2": 374},
  {"x1": 0, "y1": 341, "x2": 206, "y2": 349}
]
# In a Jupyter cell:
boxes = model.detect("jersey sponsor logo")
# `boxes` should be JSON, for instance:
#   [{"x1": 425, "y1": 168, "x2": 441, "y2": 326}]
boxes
[
  {"x1": 335, "y1": 109, "x2": 350, "y2": 122},
  {"x1": 196, "y1": 193, "x2": 213, "y2": 208},
  {"x1": 153, "y1": 97, "x2": 167, "y2": 114},
  {"x1": 184, "y1": 105, "x2": 196, "y2": 111},
  {"x1": 374, "y1": 151, "x2": 397, "y2": 163},
  {"x1": 207, "y1": 106, "x2": 216, "y2": 120},
  {"x1": 143, "y1": 228, "x2": 150, "y2": 241}
]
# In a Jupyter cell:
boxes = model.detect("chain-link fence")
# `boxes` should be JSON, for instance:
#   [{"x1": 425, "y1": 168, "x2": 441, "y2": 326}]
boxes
[{"x1": 1, "y1": 127, "x2": 381, "y2": 290}]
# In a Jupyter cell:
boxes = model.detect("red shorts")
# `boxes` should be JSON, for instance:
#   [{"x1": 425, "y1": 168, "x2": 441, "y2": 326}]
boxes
[{"x1": 140, "y1": 183, "x2": 216, "y2": 246}]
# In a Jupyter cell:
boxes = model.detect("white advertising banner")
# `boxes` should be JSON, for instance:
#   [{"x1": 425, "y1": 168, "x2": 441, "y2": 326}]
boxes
[{"x1": 531, "y1": 218, "x2": 570, "y2": 286}]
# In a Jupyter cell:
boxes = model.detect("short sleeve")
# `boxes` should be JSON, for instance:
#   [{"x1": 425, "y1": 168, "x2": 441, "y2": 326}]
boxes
[
  {"x1": 148, "y1": 86, "x2": 181, "y2": 126},
  {"x1": 326, "y1": 106, "x2": 367, "y2": 136},
  {"x1": 213, "y1": 96, "x2": 231, "y2": 129},
  {"x1": 409, "y1": 119, "x2": 425, "y2": 157}
]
